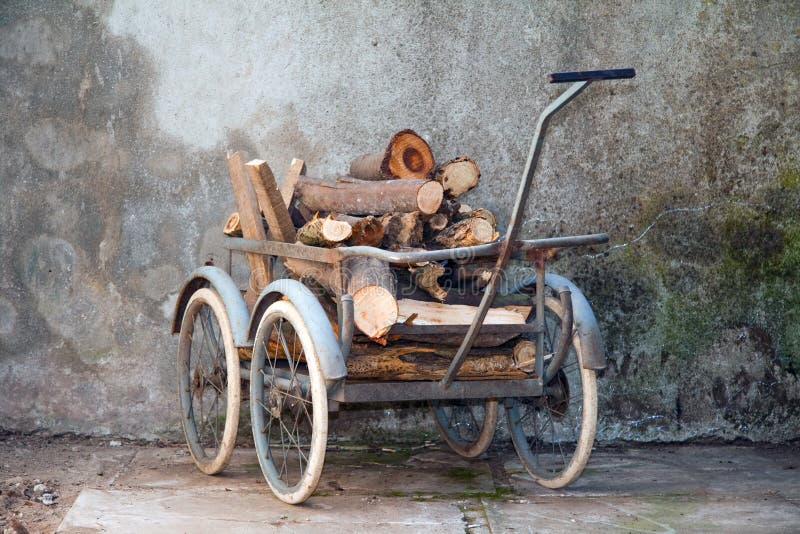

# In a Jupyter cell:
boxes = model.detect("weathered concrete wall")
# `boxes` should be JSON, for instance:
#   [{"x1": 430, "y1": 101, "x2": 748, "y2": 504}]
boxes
[{"x1": 0, "y1": 1, "x2": 798, "y2": 442}]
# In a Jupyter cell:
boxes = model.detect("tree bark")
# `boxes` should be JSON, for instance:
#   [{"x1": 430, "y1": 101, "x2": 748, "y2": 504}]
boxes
[
  {"x1": 434, "y1": 217, "x2": 496, "y2": 248},
  {"x1": 296, "y1": 176, "x2": 443, "y2": 215},
  {"x1": 282, "y1": 255, "x2": 397, "y2": 342},
  {"x1": 456, "y1": 207, "x2": 497, "y2": 228},
  {"x1": 346, "y1": 342, "x2": 529, "y2": 381},
  {"x1": 334, "y1": 214, "x2": 385, "y2": 247},
  {"x1": 343, "y1": 256, "x2": 398, "y2": 341},
  {"x1": 349, "y1": 129, "x2": 435, "y2": 180},
  {"x1": 296, "y1": 215, "x2": 352, "y2": 247},
  {"x1": 381, "y1": 212, "x2": 423, "y2": 249},
  {"x1": 410, "y1": 263, "x2": 447, "y2": 301},
  {"x1": 433, "y1": 156, "x2": 480, "y2": 197},
  {"x1": 437, "y1": 198, "x2": 462, "y2": 220},
  {"x1": 423, "y1": 213, "x2": 449, "y2": 240},
  {"x1": 455, "y1": 260, "x2": 495, "y2": 289}
]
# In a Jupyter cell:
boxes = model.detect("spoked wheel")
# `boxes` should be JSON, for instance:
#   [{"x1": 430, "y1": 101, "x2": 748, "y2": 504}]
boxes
[
  {"x1": 506, "y1": 295, "x2": 597, "y2": 488},
  {"x1": 250, "y1": 300, "x2": 328, "y2": 504},
  {"x1": 177, "y1": 288, "x2": 241, "y2": 475},
  {"x1": 430, "y1": 399, "x2": 499, "y2": 457}
]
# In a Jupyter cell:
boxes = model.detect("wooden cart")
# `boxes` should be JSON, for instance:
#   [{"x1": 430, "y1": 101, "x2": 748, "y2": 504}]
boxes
[{"x1": 171, "y1": 69, "x2": 635, "y2": 504}]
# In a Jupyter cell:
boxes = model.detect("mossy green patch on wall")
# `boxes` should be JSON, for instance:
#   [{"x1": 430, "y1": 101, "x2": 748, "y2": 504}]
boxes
[{"x1": 779, "y1": 165, "x2": 800, "y2": 190}]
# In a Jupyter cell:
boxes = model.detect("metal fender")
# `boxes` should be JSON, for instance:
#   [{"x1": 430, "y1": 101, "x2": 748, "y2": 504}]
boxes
[
  {"x1": 170, "y1": 266, "x2": 251, "y2": 348},
  {"x1": 511, "y1": 273, "x2": 606, "y2": 370},
  {"x1": 249, "y1": 279, "x2": 347, "y2": 382}
]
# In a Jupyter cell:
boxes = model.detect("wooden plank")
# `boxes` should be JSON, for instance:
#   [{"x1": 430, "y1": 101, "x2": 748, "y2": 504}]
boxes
[
  {"x1": 281, "y1": 157, "x2": 306, "y2": 208},
  {"x1": 388, "y1": 323, "x2": 536, "y2": 336},
  {"x1": 245, "y1": 159, "x2": 296, "y2": 243},
  {"x1": 345, "y1": 342, "x2": 529, "y2": 381},
  {"x1": 396, "y1": 299, "x2": 529, "y2": 326},
  {"x1": 226, "y1": 151, "x2": 272, "y2": 307}
]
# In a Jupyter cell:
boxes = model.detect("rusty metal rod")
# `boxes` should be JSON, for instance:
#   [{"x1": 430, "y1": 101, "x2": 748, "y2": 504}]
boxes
[
  {"x1": 223, "y1": 233, "x2": 608, "y2": 265},
  {"x1": 440, "y1": 80, "x2": 592, "y2": 389},
  {"x1": 543, "y1": 287, "x2": 573, "y2": 384},
  {"x1": 337, "y1": 294, "x2": 354, "y2": 361}
]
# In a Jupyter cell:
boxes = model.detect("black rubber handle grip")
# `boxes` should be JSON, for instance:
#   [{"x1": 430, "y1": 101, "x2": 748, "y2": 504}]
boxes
[{"x1": 547, "y1": 68, "x2": 636, "y2": 83}]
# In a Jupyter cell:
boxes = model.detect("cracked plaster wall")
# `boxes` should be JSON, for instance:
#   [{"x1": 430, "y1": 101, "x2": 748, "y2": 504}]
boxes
[{"x1": 0, "y1": 1, "x2": 798, "y2": 442}]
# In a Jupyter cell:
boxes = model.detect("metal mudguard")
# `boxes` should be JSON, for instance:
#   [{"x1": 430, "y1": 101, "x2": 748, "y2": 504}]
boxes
[
  {"x1": 170, "y1": 266, "x2": 251, "y2": 348},
  {"x1": 510, "y1": 272, "x2": 606, "y2": 370},
  {"x1": 248, "y1": 279, "x2": 347, "y2": 382}
]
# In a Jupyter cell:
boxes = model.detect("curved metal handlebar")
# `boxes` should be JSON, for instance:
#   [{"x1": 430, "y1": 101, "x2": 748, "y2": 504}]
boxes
[{"x1": 548, "y1": 68, "x2": 636, "y2": 84}]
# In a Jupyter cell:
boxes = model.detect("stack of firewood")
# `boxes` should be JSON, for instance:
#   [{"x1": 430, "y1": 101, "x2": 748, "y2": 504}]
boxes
[{"x1": 224, "y1": 129, "x2": 516, "y2": 345}]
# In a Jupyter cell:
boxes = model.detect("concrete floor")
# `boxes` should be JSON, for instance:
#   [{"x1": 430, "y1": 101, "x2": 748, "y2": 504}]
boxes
[{"x1": 46, "y1": 442, "x2": 800, "y2": 533}]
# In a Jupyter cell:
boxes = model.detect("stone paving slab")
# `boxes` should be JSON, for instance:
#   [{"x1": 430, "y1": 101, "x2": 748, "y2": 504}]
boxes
[
  {"x1": 482, "y1": 495, "x2": 800, "y2": 533},
  {"x1": 53, "y1": 443, "x2": 800, "y2": 533},
  {"x1": 506, "y1": 445, "x2": 800, "y2": 499},
  {"x1": 56, "y1": 489, "x2": 465, "y2": 533}
]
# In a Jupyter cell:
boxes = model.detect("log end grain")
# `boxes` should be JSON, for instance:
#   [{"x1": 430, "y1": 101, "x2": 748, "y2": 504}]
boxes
[
  {"x1": 381, "y1": 129, "x2": 435, "y2": 179},
  {"x1": 434, "y1": 217, "x2": 495, "y2": 248},
  {"x1": 435, "y1": 157, "x2": 480, "y2": 197},
  {"x1": 416, "y1": 180, "x2": 444, "y2": 215},
  {"x1": 223, "y1": 212, "x2": 242, "y2": 237},
  {"x1": 321, "y1": 216, "x2": 353, "y2": 242},
  {"x1": 352, "y1": 285, "x2": 399, "y2": 339}
]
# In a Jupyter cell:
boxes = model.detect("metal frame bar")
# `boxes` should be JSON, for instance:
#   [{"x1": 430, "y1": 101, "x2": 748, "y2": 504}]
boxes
[
  {"x1": 440, "y1": 80, "x2": 591, "y2": 389},
  {"x1": 223, "y1": 232, "x2": 608, "y2": 264},
  {"x1": 329, "y1": 379, "x2": 542, "y2": 404}
]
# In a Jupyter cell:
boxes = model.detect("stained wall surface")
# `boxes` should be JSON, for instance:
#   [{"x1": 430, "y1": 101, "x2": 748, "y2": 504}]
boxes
[{"x1": 1, "y1": 1, "x2": 798, "y2": 441}]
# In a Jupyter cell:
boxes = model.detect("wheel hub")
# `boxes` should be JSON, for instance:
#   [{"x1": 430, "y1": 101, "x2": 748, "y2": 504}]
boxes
[
  {"x1": 268, "y1": 388, "x2": 283, "y2": 419},
  {"x1": 541, "y1": 368, "x2": 570, "y2": 418}
]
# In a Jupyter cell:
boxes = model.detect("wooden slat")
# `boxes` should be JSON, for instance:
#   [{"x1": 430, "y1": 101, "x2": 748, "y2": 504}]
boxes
[
  {"x1": 281, "y1": 157, "x2": 306, "y2": 208},
  {"x1": 226, "y1": 151, "x2": 271, "y2": 307},
  {"x1": 245, "y1": 159, "x2": 296, "y2": 243},
  {"x1": 345, "y1": 342, "x2": 529, "y2": 381},
  {"x1": 388, "y1": 323, "x2": 536, "y2": 336}
]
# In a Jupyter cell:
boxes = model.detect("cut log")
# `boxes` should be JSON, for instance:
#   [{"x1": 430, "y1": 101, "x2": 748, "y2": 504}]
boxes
[
  {"x1": 226, "y1": 151, "x2": 271, "y2": 306},
  {"x1": 296, "y1": 215, "x2": 352, "y2": 247},
  {"x1": 223, "y1": 212, "x2": 242, "y2": 237},
  {"x1": 423, "y1": 213, "x2": 448, "y2": 238},
  {"x1": 381, "y1": 212, "x2": 423, "y2": 249},
  {"x1": 455, "y1": 262, "x2": 494, "y2": 289},
  {"x1": 282, "y1": 255, "x2": 397, "y2": 342},
  {"x1": 282, "y1": 256, "x2": 339, "y2": 295},
  {"x1": 434, "y1": 217, "x2": 496, "y2": 248},
  {"x1": 296, "y1": 176, "x2": 443, "y2": 215},
  {"x1": 512, "y1": 339, "x2": 537, "y2": 373},
  {"x1": 456, "y1": 207, "x2": 497, "y2": 228},
  {"x1": 349, "y1": 129, "x2": 435, "y2": 180},
  {"x1": 434, "y1": 156, "x2": 480, "y2": 197},
  {"x1": 344, "y1": 256, "x2": 398, "y2": 341},
  {"x1": 223, "y1": 211, "x2": 274, "y2": 238},
  {"x1": 346, "y1": 342, "x2": 529, "y2": 381},
  {"x1": 410, "y1": 263, "x2": 447, "y2": 301},
  {"x1": 335, "y1": 214, "x2": 385, "y2": 247},
  {"x1": 436, "y1": 198, "x2": 461, "y2": 220},
  {"x1": 245, "y1": 159, "x2": 296, "y2": 243}
]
